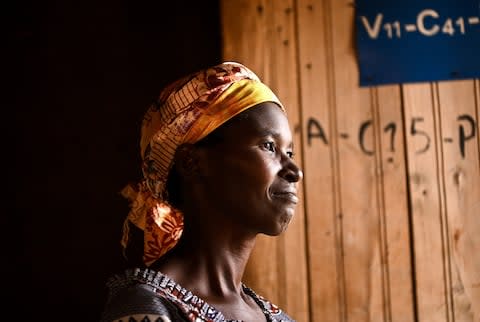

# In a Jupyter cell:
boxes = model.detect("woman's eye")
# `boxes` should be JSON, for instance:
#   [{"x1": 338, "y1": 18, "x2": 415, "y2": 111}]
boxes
[{"x1": 263, "y1": 142, "x2": 275, "y2": 152}]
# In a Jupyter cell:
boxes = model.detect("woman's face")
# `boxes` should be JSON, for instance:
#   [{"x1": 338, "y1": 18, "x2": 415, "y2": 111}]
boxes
[{"x1": 200, "y1": 102, "x2": 303, "y2": 236}]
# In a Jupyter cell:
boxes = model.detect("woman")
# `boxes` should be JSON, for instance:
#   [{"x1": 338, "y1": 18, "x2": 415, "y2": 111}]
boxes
[{"x1": 100, "y1": 62, "x2": 303, "y2": 322}]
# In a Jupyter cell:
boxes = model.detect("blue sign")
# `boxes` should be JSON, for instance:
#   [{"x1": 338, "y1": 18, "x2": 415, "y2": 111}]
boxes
[{"x1": 356, "y1": 0, "x2": 480, "y2": 86}]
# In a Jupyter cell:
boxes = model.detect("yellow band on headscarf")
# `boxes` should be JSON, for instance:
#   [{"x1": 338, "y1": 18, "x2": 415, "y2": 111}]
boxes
[
  {"x1": 121, "y1": 62, "x2": 285, "y2": 266},
  {"x1": 184, "y1": 79, "x2": 284, "y2": 143}
]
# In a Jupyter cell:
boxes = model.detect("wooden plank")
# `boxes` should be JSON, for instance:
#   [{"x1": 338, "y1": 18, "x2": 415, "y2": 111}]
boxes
[
  {"x1": 295, "y1": 1, "x2": 343, "y2": 321},
  {"x1": 221, "y1": 0, "x2": 267, "y2": 77},
  {"x1": 374, "y1": 85, "x2": 415, "y2": 322},
  {"x1": 402, "y1": 83, "x2": 449, "y2": 322},
  {"x1": 437, "y1": 80, "x2": 480, "y2": 322},
  {"x1": 327, "y1": 1, "x2": 387, "y2": 321},
  {"x1": 476, "y1": 80, "x2": 480, "y2": 169},
  {"x1": 220, "y1": 1, "x2": 310, "y2": 320}
]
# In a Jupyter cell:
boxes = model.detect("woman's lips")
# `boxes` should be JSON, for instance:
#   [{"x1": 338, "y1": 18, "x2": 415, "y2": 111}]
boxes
[{"x1": 271, "y1": 191, "x2": 298, "y2": 204}]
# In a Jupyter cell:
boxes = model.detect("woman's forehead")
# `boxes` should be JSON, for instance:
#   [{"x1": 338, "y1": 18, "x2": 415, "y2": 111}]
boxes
[{"x1": 235, "y1": 101, "x2": 284, "y2": 122}]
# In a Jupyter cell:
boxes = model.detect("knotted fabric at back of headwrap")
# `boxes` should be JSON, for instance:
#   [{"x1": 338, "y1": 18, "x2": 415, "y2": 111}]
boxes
[{"x1": 121, "y1": 61, "x2": 285, "y2": 266}]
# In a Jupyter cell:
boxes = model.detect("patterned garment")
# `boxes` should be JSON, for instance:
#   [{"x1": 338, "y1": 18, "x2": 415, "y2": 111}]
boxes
[
  {"x1": 121, "y1": 62, "x2": 285, "y2": 266},
  {"x1": 100, "y1": 268, "x2": 296, "y2": 322}
]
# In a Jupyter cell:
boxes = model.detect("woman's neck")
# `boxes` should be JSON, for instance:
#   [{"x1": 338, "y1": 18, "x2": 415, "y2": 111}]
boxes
[{"x1": 152, "y1": 222, "x2": 256, "y2": 299}]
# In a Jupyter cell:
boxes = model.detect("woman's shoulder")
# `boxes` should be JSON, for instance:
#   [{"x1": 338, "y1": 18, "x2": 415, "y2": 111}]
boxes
[{"x1": 100, "y1": 268, "x2": 187, "y2": 322}]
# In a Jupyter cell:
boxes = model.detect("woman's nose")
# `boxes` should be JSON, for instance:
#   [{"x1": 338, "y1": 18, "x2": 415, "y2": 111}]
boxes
[{"x1": 279, "y1": 156, "x2": 303, "y2": 183}]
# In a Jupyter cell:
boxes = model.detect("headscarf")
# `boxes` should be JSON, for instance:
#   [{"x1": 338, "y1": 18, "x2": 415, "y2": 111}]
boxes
[{"x1": 121, "y1": 61, "x2": 285, "y2": 266}]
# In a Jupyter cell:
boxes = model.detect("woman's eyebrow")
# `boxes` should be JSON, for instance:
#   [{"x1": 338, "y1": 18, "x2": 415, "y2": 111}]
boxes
[
  {"x1": 255, "y1": 127, "x2": 281, "y2": 137},
  {"x1": 255, "y1": 129, "x2": 281, "y2": 140}
]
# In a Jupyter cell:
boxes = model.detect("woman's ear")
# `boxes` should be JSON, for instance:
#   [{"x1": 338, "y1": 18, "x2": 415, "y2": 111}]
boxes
[{"x1": 174, "y1": 144, "x2": 202, "y2": 179}]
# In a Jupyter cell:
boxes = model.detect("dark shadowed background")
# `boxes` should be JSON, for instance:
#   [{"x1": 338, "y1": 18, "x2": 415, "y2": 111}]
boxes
[{"x1": 13, "y1": 1, "x2": 221, "y2": 320}]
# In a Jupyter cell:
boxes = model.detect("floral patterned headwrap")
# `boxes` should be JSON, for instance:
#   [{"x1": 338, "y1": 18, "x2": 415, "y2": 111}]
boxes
[{"x1": 121, "y1": 62, "x2": 285, "y2": 266}]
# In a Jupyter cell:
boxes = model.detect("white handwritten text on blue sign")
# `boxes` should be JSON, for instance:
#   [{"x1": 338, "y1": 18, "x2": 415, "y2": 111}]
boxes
[{"x1": 355, "y1": 0, "x2": 480, "y2": 86}]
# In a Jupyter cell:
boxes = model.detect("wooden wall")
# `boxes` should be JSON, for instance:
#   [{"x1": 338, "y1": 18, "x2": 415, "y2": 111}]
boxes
[{"x1": 220, "y1": 1, "x2": 480, "y2": 322}]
